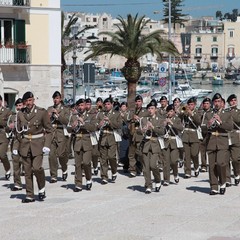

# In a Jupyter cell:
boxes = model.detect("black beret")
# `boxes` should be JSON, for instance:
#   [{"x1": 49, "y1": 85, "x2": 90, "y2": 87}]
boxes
[
  {"x1": 76, "y1": 98, "x2": 85, "y2": 105},
  {"x1": 70, "y1": 103, "x2": 76, "y2": 109},
  {"x1": 22, "y1": 91, "x2": 34, "y2": 101},
  {"x1": 96, "y1": 97, "x2": 103, "y2": 103},
  {"x1": 212, "y1": 93, "x2": 222, "y2": 102},
  {"x1": 85, "y1": 98, "x2": 92, "y2": 103},
  {"x1": 147, "y1": 100, "x2": 157, "y2": 109},
  {"x1": 120, "y1": 101, "x2": 128, "y2": 107},
  {"x1": 0, "y1": 95, "x2": 2, "y2": 101},
  {"x1": 103, "y1": 98, "x2": 113, "y2": 104},
  {"x1": 135, "y1": 95, "x2": 143, "y2": 101},
  {"x1": 15, "y1": 98, "x2": 23, "y2": 106},
  {"x1": 202, "y1": 97, "x2": 211, "y2": 104},
  {"x1": 52, "y1": 91, "x2": 61, "y2": 99},
  {"x1": 166, "y1": 104, "x2": 174, "y2": 112},
  {"x1": 173, "y1": 97, "x2": 181, "y2": 103},
  {"x1": 227, "y1": 94, "x2": 237, "y2": 103},
  {"x1": 160, "y1": 96, "x2": 168, "y2": 101},
  {"x1": 150, "y1": 99, "x2": 158, "y2": 106},
  {"x1": 187, "y1": 97, "x2": 197, "y2": 104}
]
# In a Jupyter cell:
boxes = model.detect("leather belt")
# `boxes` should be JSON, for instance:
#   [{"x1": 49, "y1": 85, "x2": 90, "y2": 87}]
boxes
[
  {"x1": 184, "y1": 128, "x2": 196, "y2": 132},
  {"x1": 235, "y1": 130, "x2": 240, "y2": 133},
  {"x1": 103, "y1": 130, "x2": 113, "y2": 134},
  {"x1": 76, "y1": 133, "x2": 90, "y2": 138},
  {"x1": 210, "y1": 131, "x2": 228, "y2": 137},
  {"x1": 52, "y1": 124, "x2": 64, "y2": 129},
  {"x1": 23, "y1": 133, "x2": 44, "y2": 139}
]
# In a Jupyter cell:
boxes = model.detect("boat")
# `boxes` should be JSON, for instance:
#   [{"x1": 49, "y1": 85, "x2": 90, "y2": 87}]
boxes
[
  {"x1": 212, "y1": 75, "x2": 223, "y2": 85},
  {"x1": 233, "y1": 80, "x2": 240, "y2": 85}
]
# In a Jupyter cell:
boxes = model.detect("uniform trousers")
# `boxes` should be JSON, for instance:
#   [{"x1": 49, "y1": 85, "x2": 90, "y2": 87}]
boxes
[
  {"x1": 229, "y1": 144, "x2": 240, "y2": 177},
  {"x1": 22, "y1": 153, "x2": 45, "y2": 199},
  {"x1": 49, "y1": 138, "x2": 68, "y2": 179},
  {"x1": 128, "y1": 137, "x2": 143, "y2": 174},
  {"x1": 12, "y1": 154, "x2": 22, "y2": 187},
  {"x1": 74, "y1": 149, "x2": 92, "y2": 187},
  {"x1": 199, "y1": 141, "x2": 207, "y2": 170},
  {"x1": 183, "y1": 142, "x2": 199, "y2": 176},
  {"x1": 142, "y1": 150, "x2": 161, "y2": 189},
  {"x1": 99, "y1": 142, "x2": 117, "y2": 180},
  {"x1": 163, "y1": 147, "x2": 179, "y2": 182},
  {"x1": 207, "y1": 149, "x2": 228, "y2": 191},
  {"x1": 92, "y1": 145, "x2": 100, "y2": 169},
  {"x1": 0, "y1": 141, "x2": 11, "y2": 172}
]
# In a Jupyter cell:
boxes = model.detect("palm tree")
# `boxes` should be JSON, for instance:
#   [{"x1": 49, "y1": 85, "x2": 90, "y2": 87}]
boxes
[
  {"x1": 84, "y1": 14, "x2": 179, "y2": 109},
  {"x1": 61, "y1": 12, "x2": 94, "y2": 98}
]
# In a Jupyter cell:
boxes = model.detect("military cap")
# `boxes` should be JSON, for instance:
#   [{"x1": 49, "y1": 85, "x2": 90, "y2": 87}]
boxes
[
  {"x1": 70, "y1": 103, "x2": 75, "y2": 109},
  {"x1": 85, "y1": 98, "x2": 92, "y2": 103},
  {"x1": 22, "y1": 91, "x2": 34, "y2": 101},
  {"x1": 52, "y1": 91, "x2": 61, "y2": 99},
  {"x1": 227, "y1": 94, "x2": 237, "y2": 103},
  {"x1": 96, "y1": 97, "x2": 103, "y2": 103},
  {"x1": 147, "y1": 100, "x2": 157, "y2": 109},
  {"x1": 149, "y1": 99, "x2": 158, "y2": 106},
  {"x1": 103, "y1": 98, "x2": 113, "y2": 104},
  {"x1": 15, "y1": 98, "x2": 23, "y2": 106},
  {"x1": 166, "y1": 104, "x2": 174, "y2": 112},
  {"x1": 0, "y1": 95, "x2": 2, "y2": 101},
  {"x1": 187, "y1": 97, "x2": 197, "y2": 104},
  {"x1": 120, "y1": 101, "x2": 128, "y2": 107},
  {"x1": 76, "y1": 98, "x2": 85, "y2": 105},
  {"x1": 202, "y1": 97, "x2": 211, "y2": 104},
  {"x1": 212, "y1": 93, "x2": 222, "y2": 102},
  {"x1": 160, "y1": 96, "x2": 168, "y2": 101},
  {"x1": 135, "y1": 95, "x2": 143, "y2": 101}
]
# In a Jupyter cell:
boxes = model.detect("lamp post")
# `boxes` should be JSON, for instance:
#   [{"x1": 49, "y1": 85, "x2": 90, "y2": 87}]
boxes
[
  {"x1": 167, "y1": 0, "x2": 172, "y2": 102},
  {"x1": 71, "y1": 25, "x2": 79, "y2": 104}
]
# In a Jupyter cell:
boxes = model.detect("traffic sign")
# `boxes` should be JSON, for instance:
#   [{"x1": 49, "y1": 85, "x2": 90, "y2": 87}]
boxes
[{"x1": 159, "y1": 78, "x2": 166, "y2": 87}]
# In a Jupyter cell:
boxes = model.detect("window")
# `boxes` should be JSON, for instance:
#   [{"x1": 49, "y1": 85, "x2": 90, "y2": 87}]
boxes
[
  {"x1": 93, "y1": 18, "x2": 97, "y2": 22},
  {"x1": 0, "y1": 20, "x2": 13, "y2": 45},
  {"x1": 213, "y1": 36, "x2": 217, "y2": 42},
  {"x1": 195, "y1": 47, "x2": 202, "y2": 56},
  {"x1": 211, "y1": 47, "x2": 218, "y2": 56},
  {"x1": 196, "y1": 37, "x2": 201, "y2": 42},
  {"x1": 230, "y1": 30, "x2": 234, "y2": 38},
  {"x1": 103, "y1": 37, "x2": 107, "y2": 41},
  {"x1": 150, "y1": 25, "x2": 152, "y2": 29},
  {"x1": 228, "y1": 47, "x2": 235, "y2": 57}
]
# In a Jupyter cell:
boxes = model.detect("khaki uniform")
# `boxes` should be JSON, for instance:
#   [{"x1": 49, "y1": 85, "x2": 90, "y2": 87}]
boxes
[
  {"x1": 47, "y1": 104, "x2": 70, "y2": 180},
  {"x1": 15, "y1": 105, "x2": 52, "y2": 199},
  {"x1": 128, "y1": 107, "x2": 149, "y2": 175},
  {"x1": 97, "y1": 109, "x2": 122, "y2": 181},
  {"x1": 205, "y1": 109, "x2": 233, "y2": 191},
  {"x1": 70, "y1": 111, "x2": 97, "y2": 188},
  {"x1": 163, "y1": 116, "x2": 183, "y2": 183},
  {"x1": 180, "y1": 110, "x2": 201, "y2": 176},
  {"x1": 0, "y1": 106, "x2": 12, "y2": 175},
  {"x1": 140, "y1": 116, "x2": 164, "y2": 189}
]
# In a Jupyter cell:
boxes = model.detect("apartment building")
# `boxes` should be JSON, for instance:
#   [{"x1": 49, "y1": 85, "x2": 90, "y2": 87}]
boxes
[{"x1": 0, "y1": 0, "x2": 61, "y2": 108}]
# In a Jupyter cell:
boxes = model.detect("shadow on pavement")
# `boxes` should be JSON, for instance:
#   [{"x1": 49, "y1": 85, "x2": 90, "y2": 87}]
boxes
[{"x1": 186, "y1": 186, "x2": 209, "y2": 194}]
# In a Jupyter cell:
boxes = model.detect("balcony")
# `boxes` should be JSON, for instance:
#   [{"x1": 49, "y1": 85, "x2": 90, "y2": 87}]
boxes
[
  {"x1": 210, "y1": 53, "x2": 218, "y2": 59},
  {"x1": 0, "y1": 0, "x2": 30, "y2": 8},
  {"x1": 0, "y1": 44, "x2": 31, "y2": 64},
  {"x1": 194, "y1": 53, "x2": 202, "y2": 59},
  {"x1": 226, "y1": 53, "x2": 235, "y2": 61}
]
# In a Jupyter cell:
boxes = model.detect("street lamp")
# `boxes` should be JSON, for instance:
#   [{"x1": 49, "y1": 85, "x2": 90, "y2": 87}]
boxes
[{"x1": 71, "y1": 24, "x2": 79, "y2": 104}]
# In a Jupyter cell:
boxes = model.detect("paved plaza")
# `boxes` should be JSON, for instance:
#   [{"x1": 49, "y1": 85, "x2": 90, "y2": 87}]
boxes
[{"x1": 0, "y1": 156, "x2": 240, "y2": 240}]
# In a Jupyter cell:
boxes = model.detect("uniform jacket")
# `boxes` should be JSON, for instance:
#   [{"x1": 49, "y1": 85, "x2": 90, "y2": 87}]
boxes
[
  {"x1": 228, "y1": 107, "x2": 240, "y2": 145},
  {"x1": 16, "y1": 105, "x2": 53, "y2": 157},
  {"x1": 47, "y1": 103, "x2": 70, "y2": 142},
  {"x1": 0, "y1": 106, "x2": 12, "y2": 144},
  {"x1": 205, "y1": 109, "x2": 233, "y2": 151}
]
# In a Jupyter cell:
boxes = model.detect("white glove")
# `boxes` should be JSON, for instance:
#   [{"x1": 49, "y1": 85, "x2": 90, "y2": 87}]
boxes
[
  {"x1": 42, "y1": 147, "x2": 50, "y2": 154},
  {"x1": 12, "y1": 150, "x2": 18, "y2": 155}
]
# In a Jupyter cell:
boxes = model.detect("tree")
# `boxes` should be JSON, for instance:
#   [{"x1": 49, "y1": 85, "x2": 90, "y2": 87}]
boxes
[
  {"x1": 84, "y1": 14, "x2": 179, "y2": 109},
  {"x1": 216, "y1": 11, "x2": 223, "y2": 20},
  {"x1": 61, "y1": 12, "x2": 93, "y2": 97},
  {"x1": 162, "y1": 0, "x2": 188, "y2": 31}
]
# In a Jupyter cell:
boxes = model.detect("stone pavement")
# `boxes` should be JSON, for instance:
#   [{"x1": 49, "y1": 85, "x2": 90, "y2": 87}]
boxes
[{"x1": 0, "y1": 155, "x2": 240, "y2": 240}]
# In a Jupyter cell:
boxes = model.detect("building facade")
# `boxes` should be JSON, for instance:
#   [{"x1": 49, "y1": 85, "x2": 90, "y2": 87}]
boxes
[{"x1": 0, "y1": 0, "x2": 61, "y2": 108}]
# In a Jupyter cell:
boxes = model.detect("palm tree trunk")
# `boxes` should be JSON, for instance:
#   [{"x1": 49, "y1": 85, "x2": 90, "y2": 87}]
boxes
[{"x1": 127, "y1": 81, "x2": 137, "y2": 110}]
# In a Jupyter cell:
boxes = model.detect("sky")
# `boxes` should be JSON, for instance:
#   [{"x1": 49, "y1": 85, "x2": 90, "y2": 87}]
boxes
[{"x1": 61, "y1": 0, "x2": 240, "y2": 20}]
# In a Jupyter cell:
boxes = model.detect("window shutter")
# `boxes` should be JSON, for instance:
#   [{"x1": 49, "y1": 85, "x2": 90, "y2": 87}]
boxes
[{"x1": 14, "y1": 20, "x2": 26, "y2": 63}]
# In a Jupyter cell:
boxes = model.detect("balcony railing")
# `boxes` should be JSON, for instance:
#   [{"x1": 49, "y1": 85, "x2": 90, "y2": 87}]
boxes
[
  {"x1": 0, "y1": 44, "x2": 31, "y2": 64},
  {"x1": 0, "y1": 0, "x2": 30, "y2": 7},
  {"x1": 194, "y1": 53, "x2": 202, "y2": 58}
]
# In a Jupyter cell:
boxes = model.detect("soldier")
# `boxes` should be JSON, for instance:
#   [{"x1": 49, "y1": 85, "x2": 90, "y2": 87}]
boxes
[
  {"x1": 180, "y1": 97, "x2": 201, "y2": 178},
  {"x1": 97, "y1": 98, "x2": 122, "y2": 184},
  {"x1": 162, "y1": 104, "x2": 183, "y2": 185},
  {"x1": 199, "y1": 97, "x2": 212, "y2": 172},
  {"x1": 14, "y1": 91, "x2": 52, "y2": 203},
  {"x1": 7, "y1": 98, "x2": 24, "y2": 191},
  {"x1": 96, "y1": 97, "x2": 104, "y2": 112},
  {"x1": 128, "y1": 95, "x2": 149, "y2": 177},
  {"x1": 205, "y1": 93, "x2": 233, "y2": 195},
  {"x1": 226, "y1": 94, "x2": 240, "y2": 185},
  {"x1": 158, "y1": 96, "x2": 168, "y2": 119},
  {"x1": 47, "y1": 91, "x2": 70, "y2": 183},
  {"x1": 69, "y1": 99, "x2": 97, "y2": 191},
  {"x1": 140, "y1": 101, "x2": 164, "y2": 194},
  {"x1": 0, "y1": 95, "x2": 12, "y2": 180}
]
